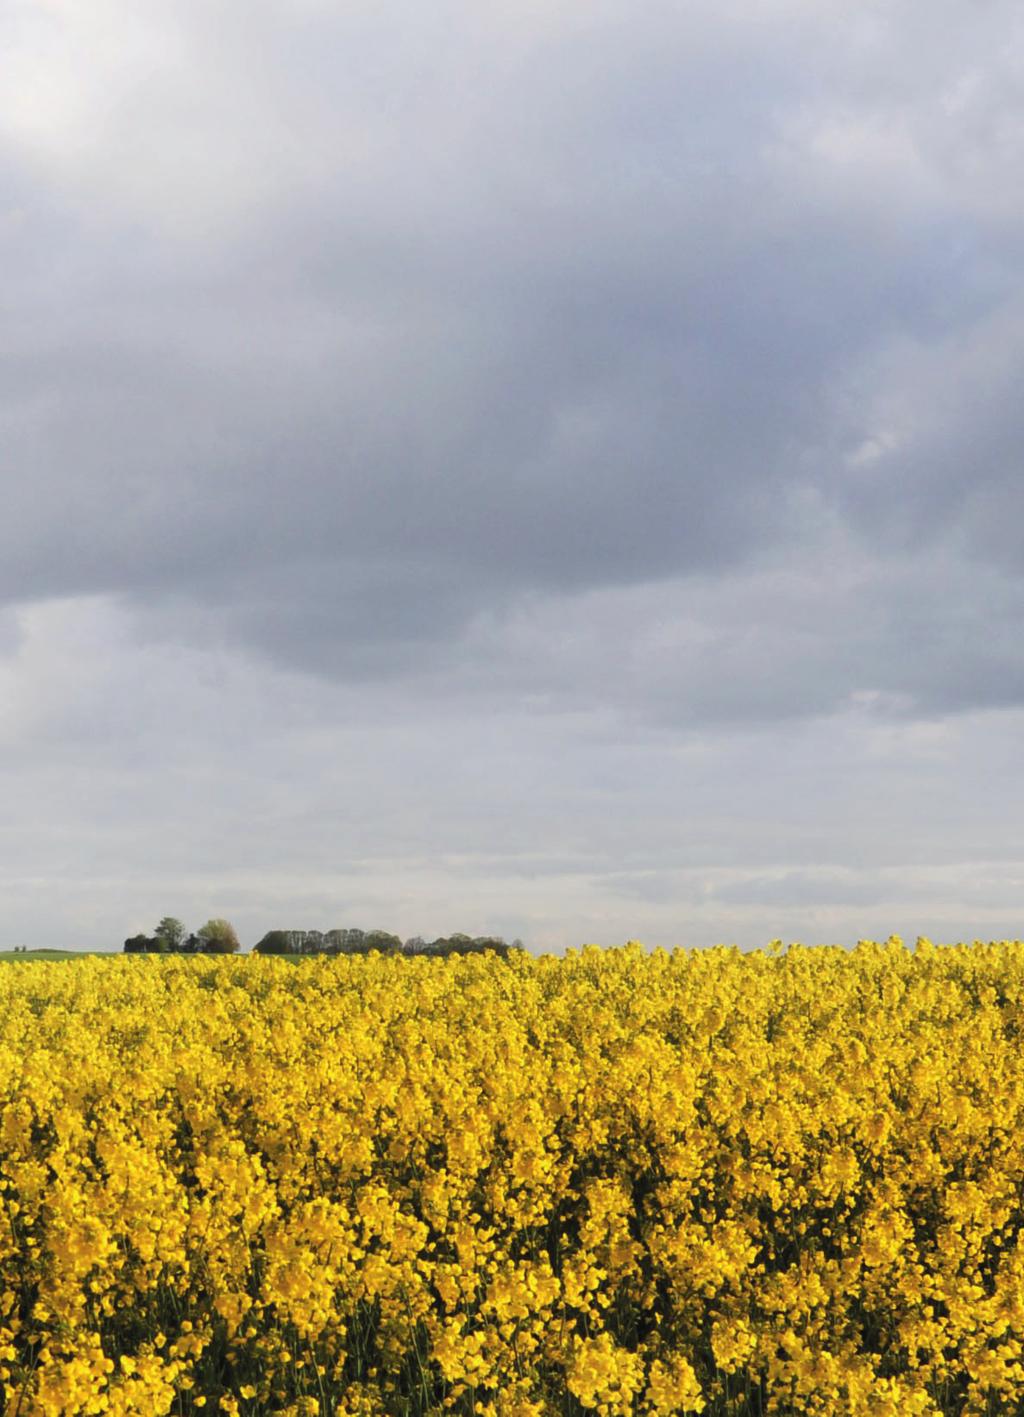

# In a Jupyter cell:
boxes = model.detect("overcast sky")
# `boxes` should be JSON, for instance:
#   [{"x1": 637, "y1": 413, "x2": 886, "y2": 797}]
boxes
[{"x1": 3, "y1": 0, "x2": 1024, "y2": 952}]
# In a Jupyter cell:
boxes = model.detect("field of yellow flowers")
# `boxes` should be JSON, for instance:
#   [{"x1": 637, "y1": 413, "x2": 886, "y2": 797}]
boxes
[{"x1": 2, "y1": 940, "x2": 1024, "y2": 1416}]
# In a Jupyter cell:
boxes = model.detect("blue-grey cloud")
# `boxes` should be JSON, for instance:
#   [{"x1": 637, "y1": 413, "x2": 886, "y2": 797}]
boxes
[{"x1": 3, "y1": 0, "x2": 1024, "y2": 948}]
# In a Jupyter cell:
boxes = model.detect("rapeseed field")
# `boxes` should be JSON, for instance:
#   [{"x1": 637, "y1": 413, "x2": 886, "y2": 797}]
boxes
[{"x1": 1, "y1": 940, "x2": 1023, "y2": 1416}]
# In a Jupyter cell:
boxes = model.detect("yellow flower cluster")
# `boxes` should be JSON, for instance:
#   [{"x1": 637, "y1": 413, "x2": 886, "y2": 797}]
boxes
[{"x1": 2, "y1": 938, "x2": 1024, "y2": 1414}]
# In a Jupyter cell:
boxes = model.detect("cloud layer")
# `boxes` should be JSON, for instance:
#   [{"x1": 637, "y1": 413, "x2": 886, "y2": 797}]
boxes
[{"x1": 2, "y1": 0, "x2": 1024, "y2": 949}]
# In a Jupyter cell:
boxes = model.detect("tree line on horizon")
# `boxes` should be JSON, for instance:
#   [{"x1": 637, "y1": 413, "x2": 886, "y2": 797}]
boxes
[
  {"x1": 123, "y1": 917, "x2": 523, "y2": 958},
  {"x1": 123, "y1": 917, "x2": 241, "y2": 954}
]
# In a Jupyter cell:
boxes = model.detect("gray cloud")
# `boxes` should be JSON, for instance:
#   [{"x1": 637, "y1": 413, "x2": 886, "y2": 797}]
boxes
[
  {"x1": 3, "y1": 0, "x2": 1024, "y2": 948},
  {"x1": 6, "y1": 1, "x2": 1017, "y2": 638}
]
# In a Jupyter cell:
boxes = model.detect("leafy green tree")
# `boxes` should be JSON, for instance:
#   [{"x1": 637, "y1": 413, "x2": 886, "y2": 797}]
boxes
[
  {"x1": 254, "y1": 930, "x2": 292, "y2": 955},
  {"x1": 154, "y1": 917, "x2": 186, "y2": 952},
  {"x1": 325, "y1": 928, "x2": 366, "y2": 954},
  {"x1": 196, "y1": 918, "x2": 241, "y2": 954},
  {"x1": 473, "y1": 935, "x2": 512, "y2": 957},
  {"x1": 363, "y1": 929, "x2": 402, "y2": 955}
]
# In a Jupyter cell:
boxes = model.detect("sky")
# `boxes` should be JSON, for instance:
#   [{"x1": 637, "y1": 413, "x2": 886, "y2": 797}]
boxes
[{"x1": 3, "y1": 0, "x2": 1024, "y2": 953}]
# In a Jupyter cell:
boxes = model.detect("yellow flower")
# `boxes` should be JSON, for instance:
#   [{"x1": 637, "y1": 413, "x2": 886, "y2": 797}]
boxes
[
  {"x1": 2, "y1": 939, "x2": 1024, "y2": 1413},
  {"x1": 645, "y1": 1354, "x2": 705, "y2": 1414}
]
